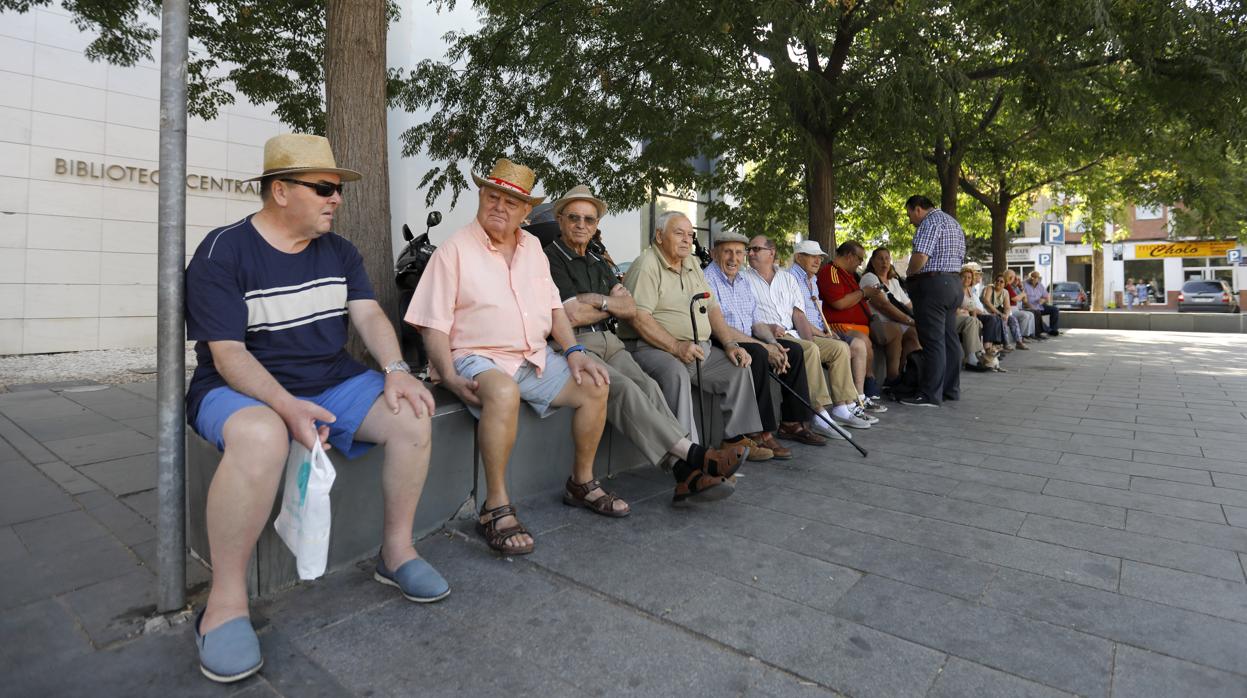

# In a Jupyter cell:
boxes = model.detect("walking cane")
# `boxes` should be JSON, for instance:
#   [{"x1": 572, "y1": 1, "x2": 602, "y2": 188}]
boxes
[
  {"x1": 688, "y1": 292, "x2": 711, "y2": 437},
  {"x1": 766, "y1": 369, "x2": 868, "y2": 458}
]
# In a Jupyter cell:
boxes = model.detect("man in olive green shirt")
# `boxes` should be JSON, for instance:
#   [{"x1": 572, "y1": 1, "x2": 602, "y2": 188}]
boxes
[
  {"x1": 620, "y1": 211, "x2": 772, "y2": 459},
  {"x1": 544, "y1": 186, "x2": 746, "y2": 502}
]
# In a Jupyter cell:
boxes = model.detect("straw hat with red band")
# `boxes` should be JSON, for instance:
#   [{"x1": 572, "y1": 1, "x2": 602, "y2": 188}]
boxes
[
  {"x1": 244, "y1": 133, "x2": 362, "y2": 183},
  {"x1": 471, "y1": 158, "x2": 546, "y2": 205}
]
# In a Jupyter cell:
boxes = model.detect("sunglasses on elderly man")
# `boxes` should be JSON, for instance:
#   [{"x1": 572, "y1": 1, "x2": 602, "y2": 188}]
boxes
[
  {"x1": 280, "y1": 178, "x2": 344, "y2": 197},
  {"x1": 747, "y1": 246, "x2": 772, "y2": 253},
  {"x1": 562, "y1": 213, "x2": 599, "y2": 225}
]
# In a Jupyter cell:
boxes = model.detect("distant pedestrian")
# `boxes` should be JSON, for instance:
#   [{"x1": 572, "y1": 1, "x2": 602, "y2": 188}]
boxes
[
  {"x1": 1136, "y1": 279, "x2": 1149, "y2": 306},
  {"x1": 901, "y1": 195, "x2": 966, "y2": 407},
  {"x1": 1125, "y1": 278, "x2": 1136, "y2": 309}
]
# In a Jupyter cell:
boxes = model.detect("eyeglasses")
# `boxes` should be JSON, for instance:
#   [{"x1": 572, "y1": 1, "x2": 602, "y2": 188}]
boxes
[
  {"x1": 563, "y1": 213, "x2": 598, "y2": 225},
  {"x1": 280, "y1": 178, "x2": 344, "y2": 197},
  {"x1": 747, "y1": 246, "x2": 773, "y2": 253}
]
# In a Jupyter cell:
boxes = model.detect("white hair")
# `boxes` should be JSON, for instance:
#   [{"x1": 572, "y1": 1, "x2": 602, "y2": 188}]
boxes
[{"x1": 652, "y1": 210, "x2": 689, "y2": 243}]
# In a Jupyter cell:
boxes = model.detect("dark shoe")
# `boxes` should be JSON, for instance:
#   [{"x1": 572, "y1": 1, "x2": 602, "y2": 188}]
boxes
[
  {"x1": 563, "y1": 478, "x2": 631, "y2": 518},
  {"x1": 964, "y1": 362, "x2": 992, "y2": 372},
  {"x1": 723, "y1": 436, "x2": 772, "y2": 461},
  {"x1": 753, "y1": 432, "x2": 792, "y2": 460},
  {"x1": 195, "y1": 611, "x2": 262, "y2": 684},
  {"x1": 476, "y1": 502, "x2": 534, "y2": 555},
  {"x1": 776, "y1": 422, "x2": 827, "y2": 446},
  {"x1": 899, "y1": 394, "x2": 939, "y2": 407},
  {"x1": 375, "y1": 552, "x2": 450, "y2": 603},
  {"x1": 943, "y1": 393, "x2": 960, "y2": 401}
]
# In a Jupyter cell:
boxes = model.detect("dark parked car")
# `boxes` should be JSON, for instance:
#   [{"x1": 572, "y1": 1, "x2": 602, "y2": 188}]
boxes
[
  {"x1": 1177, "y1": 279, "x2": 1240, "y2": 313},
  {"x1": 1050, "y1": 281, "x2": 1089, "y2": 310}
]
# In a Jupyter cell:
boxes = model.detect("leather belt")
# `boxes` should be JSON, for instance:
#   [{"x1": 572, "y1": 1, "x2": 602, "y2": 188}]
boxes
[{"x1": 909, "y1": 271, "x2": 960, "y2": 280}]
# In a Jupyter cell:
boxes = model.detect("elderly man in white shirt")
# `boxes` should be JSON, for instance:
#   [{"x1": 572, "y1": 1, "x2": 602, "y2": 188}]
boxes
[{"x1": 742, "y1": 235, "x2": 869, "y2": 433}]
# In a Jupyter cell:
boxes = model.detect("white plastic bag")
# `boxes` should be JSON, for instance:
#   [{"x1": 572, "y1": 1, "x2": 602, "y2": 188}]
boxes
[{"x1": 273, "y1": 439, "x2": 336, "y2": 580}]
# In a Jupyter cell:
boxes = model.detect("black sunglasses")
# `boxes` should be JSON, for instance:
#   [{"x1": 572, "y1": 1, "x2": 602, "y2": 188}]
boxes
[{"x1": 280, "y1": 178, "x2": 344, "y2": 197}]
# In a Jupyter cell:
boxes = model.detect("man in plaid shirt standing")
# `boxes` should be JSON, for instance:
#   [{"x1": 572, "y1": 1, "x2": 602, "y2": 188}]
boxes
[{"x1": 902, "y1": 195, "x2": 966, "y2": 407}]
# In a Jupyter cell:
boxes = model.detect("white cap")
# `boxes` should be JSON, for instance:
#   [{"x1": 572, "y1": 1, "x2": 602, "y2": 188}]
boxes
[{"x1": 793, "y1": 240, "x2": 828, "y2": 257}]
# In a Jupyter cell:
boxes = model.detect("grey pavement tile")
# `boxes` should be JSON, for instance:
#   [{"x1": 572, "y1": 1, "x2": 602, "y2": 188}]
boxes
[
  {"x1": 1131, "y1": 476, "x2": 1247, "y2": 508},
  {"x1": 1132, "y1": 450, "x2": 1247, "y2": 478},
  {"x1": 927, "y1": 658, "x2": 1076, "y2": 698},
  {"x1": 786, "y1": 455, "x2": 965, "y2": 496},
  {"x1": 1125, "y1": 510, "x2": 1247, "y2": 554},
  {"x1": 1227, "y1": 505, "x2": 1247, "y2": 529},
  {"x1": 60, "y1": 386, "x2": 146, "y2": 407},
  {"x1": 1194, "y1": 427, "x2": 1247, "y2": 445},
  {"x1": 122, "y1": 489, "x2": 158, "y2": 523},
  {"x1": 756, "y1": 471, "x2": 1027, "y2": 534},
  {"x1": 748, "y1": 487, "x2": 1121, "y2": 591},
  {"x1": 1041, "y1": 479, "x2": 1226, "y2": 523},
  {"x1": 1018, "y1": 514, "x2": 1245, "y2": 582},
  {"x1": 29, "y1": 532, "x2": 146, "y2": 598},
  {"x1": 1213, "y1": 472, "x2": 1247, "y2": 491},
  {"x1": 296, "y1": 597, "x2": 582, "y2": 697},
  {"x1": 832, "y1": 448, "x2": 1051, "y2": 494},
  {"x1": 863, "y1": 438, "x2": 993, "y2": 467},
  {"x1": 87, "y1": 398, "x2": 158, "y2": 421},
  {"x1": 0, "y1": 598, "x2": 92, "y2": 672},
  {"x1": 250, "y1": 627, "x2": 354, "y2": 698},
  {"x1": 34, "y1": 459, "x2": 101, "y2": 494},
  {"x1": 13, "y1": 509, "x2": 110, "y2": 554},
  {"x1": 42, "y1": 429, "x2": 155, "y2": 467},
  {"x1": 1080, "y1": 417, "x2": 1195, "y2": 438},
  {"x1": 119, "y1": 416, "x2": 157, "y2": 437},
  {"x1": 678, "y1": 497, "x2": 813, "y2": 548},
  {"x1": 982, "y1": 568, "x2": 1247, "y2": 676},
  {"x1": 1111, "y1": 645, "x2": 1247, "y2": 698},
  {"x1": 6, "y1": 381, "x2": 101, "y2": 392},
  {"x1": 0, "y1": 395, "x2": 92, "y2": 422},
  {"x1": 0, "y1": 412, "x2": 58, "y2": 464},
  {"x1": 490, "y1": 582, "x2": 839, "y2": 697},
  {"x1": 0, "y1": 436, "x2": 26, "y2": 465},
  {"x1": 116, "y1": 381, "x2": 158, "y2": 400},
  {"x1": 0, "y1": 526, "x2": 24, "y2": 561},
  {"x1": 1204, "y1": 445, "x2": 1247, "y2": 461},
  {"x1": 60, "y1": 568, "x2": 156, "y2": 646},
  {"x1": 77, "y1": 453, "x2": 157, "y2": 496},
  {"x1": 81, "y1": 493, "x2": 157, "y2": 545},
  {"x1": 259, "y1": 561, "x2": 399, "y2": 640},
  {"x1": 1057, "y1": 452, "x2": 1212, "y2": 486},
  {"x1": 14, "y1": 412, "x2": 126, "y2": 442},
  {"x1": 831, "y1": 575, "x2": 1112, "y2": 697},
  {"x1": 0, "y1": 550, "x2": 60, "y2": 610},
  {"x1": 667, "y1": 575, "x2": 946, "y2": 697},
  {"x1": 0, "y1": 477, "x2": 78, "y2": 526},
  {"x1": 978, "y1": 457, "x2": 1131, "y2": 489},
  {"x1": 1119, "y1": 560, "x2": 1247, "y2": 623},
  {"x1": 948, "y1": 482, "x2": 1127, "y2": 528}
]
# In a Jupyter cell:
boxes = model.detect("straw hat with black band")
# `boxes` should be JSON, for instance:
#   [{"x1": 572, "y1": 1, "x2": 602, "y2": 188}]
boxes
[
  {"x1": 244, "y1": 133, "x2": 362, "y2": 182},
  {"x1": 472, "y1": 158, "x2": 545, "y2": 205}
]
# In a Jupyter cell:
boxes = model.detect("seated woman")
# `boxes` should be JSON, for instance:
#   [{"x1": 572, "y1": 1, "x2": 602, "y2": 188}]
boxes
[
  {"x1": 982, "y1": 274, "x2": 1028, "y2": 350},
  {"x1": 960, "y1": 269, "x2": 1005, "y2": 372},
  {"x1": 860, "y1": 249, "x2": 921, "y2": 383},
  {"x1": 1003, "y1": 270, "x2": 1043, "y2": 341}
]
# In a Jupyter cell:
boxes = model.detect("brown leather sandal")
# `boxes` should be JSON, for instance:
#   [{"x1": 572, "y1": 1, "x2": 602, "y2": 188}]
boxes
[
  {"x1": 700, "y1": 443, "x2": 748, "y2": 479},
  {"x1": 673, "y1": 468, "x2": 735, "y2": 504},
  {"x1": 563, "y1": 478, "x2": 630, "y2": 518},
  {"x1": 476, "y1": 502, "x2": 534, "y2": 555}
]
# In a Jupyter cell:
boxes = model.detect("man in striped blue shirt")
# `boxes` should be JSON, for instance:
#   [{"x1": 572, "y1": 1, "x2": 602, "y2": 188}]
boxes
[
  {"x1": 903, "y1": 195, "x2": 967, "y2": 407},
  {"x1": 184, "y1": 135, "x2": 445, "y2": 683}
]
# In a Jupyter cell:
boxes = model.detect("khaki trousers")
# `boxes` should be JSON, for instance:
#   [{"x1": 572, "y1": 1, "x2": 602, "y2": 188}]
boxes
[
  {"x1": 628, "y1": 340, "x2": 763, "y2": 443},
  {"x1": 805, "y1": 335, "x2": 857, "y2": 404},
  {"x1": 956, "y1": 315, "x2": 983, "y2": 361},
  {"x1": 577, "y1": 330, "x2": 686, "y2": 468}
]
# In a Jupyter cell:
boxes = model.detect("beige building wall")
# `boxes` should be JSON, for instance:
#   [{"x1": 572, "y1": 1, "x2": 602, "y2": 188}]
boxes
[{"x1": 0, "y1": 6, "x2": 281, "y2": 355}]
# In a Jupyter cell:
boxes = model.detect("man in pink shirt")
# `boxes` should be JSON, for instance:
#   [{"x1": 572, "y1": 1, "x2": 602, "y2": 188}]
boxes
[{"x1": 406, "y1": 159, "x2": 618, "y2": 556}]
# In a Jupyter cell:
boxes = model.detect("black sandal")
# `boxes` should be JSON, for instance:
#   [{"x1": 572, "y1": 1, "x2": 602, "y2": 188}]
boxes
[
  {"x1": 563, "y1": 478, "x2": 630, "y2": 518},
  {"x1": 476, "y1": 502, "x2": 534, "y2": 555}
]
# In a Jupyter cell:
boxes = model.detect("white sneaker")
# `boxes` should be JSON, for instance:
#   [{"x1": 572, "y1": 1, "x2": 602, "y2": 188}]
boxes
[
  {"x1": 852, "y1": 405, "x2": 880, "y2": 424},
  {"x1": 812, "y1": 418, "x2": 849, "y2": 440},
  {"x1": 834, "y1": 410, "x2": 873, "y2": 429}
]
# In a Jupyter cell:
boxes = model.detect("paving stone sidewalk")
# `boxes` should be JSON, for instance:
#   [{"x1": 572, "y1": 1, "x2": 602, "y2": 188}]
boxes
[{"x1": 3, "y1": 329, "x2": 1247, "y2": 697}]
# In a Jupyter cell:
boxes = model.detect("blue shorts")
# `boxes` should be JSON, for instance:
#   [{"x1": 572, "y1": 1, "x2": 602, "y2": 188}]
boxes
[
  {"x1": 452, "y1": 346, "x2": 569, "y2": 420},
  {"x1": 192, "y1": 370, "x2": 385, "y2": 459}
]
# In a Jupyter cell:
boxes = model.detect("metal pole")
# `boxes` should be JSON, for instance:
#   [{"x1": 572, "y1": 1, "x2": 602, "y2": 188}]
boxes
[{"x1": 156, "y1": 0, "x2": 189, "y2": 613}]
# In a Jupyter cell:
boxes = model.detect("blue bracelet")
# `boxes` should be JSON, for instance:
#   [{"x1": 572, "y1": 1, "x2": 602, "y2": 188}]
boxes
[{"x1": 563, "y1": 344, "x2": 587, "y2": 358}]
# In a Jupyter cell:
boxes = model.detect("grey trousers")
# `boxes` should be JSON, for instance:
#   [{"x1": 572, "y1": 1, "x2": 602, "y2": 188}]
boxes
[
  {"x1": 627, "y1": 340, "x2": 762, "y2": 443},
  {"x1": 577, "y1": 331, "x2": 686, "y2": 469}
]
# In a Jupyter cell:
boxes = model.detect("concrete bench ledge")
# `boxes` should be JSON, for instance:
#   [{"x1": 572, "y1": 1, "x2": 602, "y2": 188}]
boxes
[{"x1": 1059, "y1": 311, "x2": 1245, "y2": 333}]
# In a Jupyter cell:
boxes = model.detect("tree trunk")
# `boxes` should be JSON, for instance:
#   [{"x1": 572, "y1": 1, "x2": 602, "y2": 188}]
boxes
[
  {"x1": 1091, "y1": 245, "x2": 1105, "y2": 311},
  {"x1": 806, "y1": 138, "x2": 836, "y2": 252},
  {"x1": 990, "y1": 203, "x2": 1009, "y2": 278},
  {"x1": 325, "y1": 0, "x2": 392, "y2": 365},
  {"x1": 936, "y1": 157, "x2": 959, "y2": 219}
]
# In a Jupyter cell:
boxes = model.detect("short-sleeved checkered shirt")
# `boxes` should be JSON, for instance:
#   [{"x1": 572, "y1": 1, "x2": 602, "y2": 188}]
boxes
[
  {"x1": 788, "y1": 265, "x2": 827, "y2": 331},
  {"x1": 911, "y1": 209, "x2": 966, "y2": 273},
  {"x1": 704, "y1": 262, "x2": 758, "y2": 335}
]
